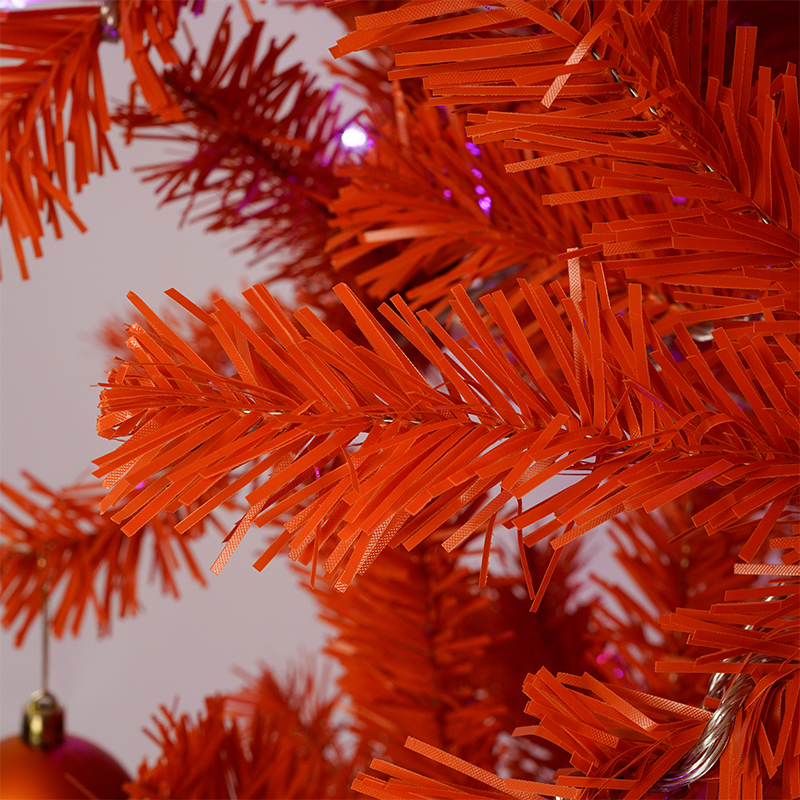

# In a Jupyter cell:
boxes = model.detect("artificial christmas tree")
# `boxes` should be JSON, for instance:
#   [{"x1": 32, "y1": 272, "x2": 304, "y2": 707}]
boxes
[{"x1": 1, "y1": 1, "x2": 797, "y2": 798}]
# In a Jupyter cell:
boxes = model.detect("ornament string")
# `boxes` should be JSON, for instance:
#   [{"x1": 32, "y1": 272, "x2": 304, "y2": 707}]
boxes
[
  {"x1": 36, "y1": 549, "x2": 51, "y2": 695},
  {"x1": 40, "y1": 586, "x2": 49, "y2": 694}
]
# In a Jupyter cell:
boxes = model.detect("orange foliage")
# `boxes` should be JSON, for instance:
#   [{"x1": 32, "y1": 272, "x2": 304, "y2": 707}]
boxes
[
  {"x1": 0, "y1": 5, "x2": 115, "y2": 278},
  {"x1": 353, "y1": 571, "x2": 798, "y2": 799},
  {"x1": 113, "y1": 9, "x2": 348, "y2": 273},
  {"x1": 93, "y1": 279, "x2": 797, "y2": 596},
  {"x1": 586, "y1": 495, "x2": 757, "y2": 700},
  {"x1": 128, "y1": 664, "x2": 358, "y2": 798},
  {"x1": 1, "y1": 1, "x2": 798, "y2": 797},
  {"x1": 312, "y1": 534, "x2": 593, "y2": 782},
  {"x1": 0, "y1": 474, "x2": 211, "y2": 646}
]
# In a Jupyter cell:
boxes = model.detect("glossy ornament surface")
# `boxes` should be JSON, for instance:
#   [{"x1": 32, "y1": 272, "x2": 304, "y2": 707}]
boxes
[
  {"x1": 0, "y1": 733, "x2": 131, "y2": 799},
  {"x1": 1, "y1": 690, "x2": 130, "y2": 800}
]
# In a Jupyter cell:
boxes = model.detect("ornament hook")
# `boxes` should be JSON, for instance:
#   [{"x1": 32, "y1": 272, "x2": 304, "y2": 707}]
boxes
[{"x1": 21, "y1": 581, "x2": 64, "y2": 748}]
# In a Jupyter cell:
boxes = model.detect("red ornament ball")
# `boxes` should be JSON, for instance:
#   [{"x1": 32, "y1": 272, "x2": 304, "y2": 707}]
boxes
[{"x1": 0, "y1": 734, "x2": 131, "y2": 800}]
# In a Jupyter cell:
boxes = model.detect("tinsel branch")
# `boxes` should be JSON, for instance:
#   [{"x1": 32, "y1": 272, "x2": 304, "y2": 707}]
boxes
[
  {"x1": 0, "y1": 0, "x2": 194, "y2": 279},
  {"x1": 114, "y1": 10, "x2": 348, "y2": 273},
  {"x1": 313, "y1": 533, "x2": 592, "y2": 782},
  {"x1": 333, "y1": 0, "x2": 799, "y2": 335},
  {"x1": 2, "y1": 0, "x2": 798, "y2": 797},
  {"x1": 586, "y1": 496, "x2": 757, "y2": 700},
  {"x1": 0, "y1": 5, "x2": 116, "y2": 279},
  {"x1": 0, "y1": 0, "x2": 271, "y2": 278},
  {"x1": 115, "y1": 0, "x2": 186, "y2": 123},
  {"x1": 351, "y1": 568, "x2": 798, "y2": 800},
  {"x1": 94, "y1": 278, "x2": 796, "y2": 594},
  {"x1": 327, "y1": 92, "x2": 655, "y2": 321},
  {"x1": 95, "y1": 287, "x2": 274, "y2": 375},
  {"x1": 0, "y1": 473, "x2": 213, "y2": 646},
  {"x1": 116, "y1": 0, "x2": 261, "y2": 118},
  {"x1": 127, "y1": 663, "x2": 358, "y2": 799},
  {"x1": 655, "y1": 572, "x2": 799, "y2": 798}
]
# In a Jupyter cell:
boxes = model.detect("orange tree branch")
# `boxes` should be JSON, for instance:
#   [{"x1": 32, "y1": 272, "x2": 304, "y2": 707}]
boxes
[
  {"x1": 326, "y1": 92, "x2": 660, "y2": 322},
  {"x1": 0, "y1": 0, "x2": 208, "y2": 278},
  {"x1": 586, "y1": 495, "x2": 763, "y2": 702},
  {"x1": 114, "y1": 10, "x2": 348, "y2": 276},
  {"x1": 128, "y1": 662, "x2": 359, "y2": 799},
  {"x1": 115, "y1": 0, "x2": 187, "y2": 124},
  {"x1": 93, "y1": 281, "x2": 797, "y2": 593},
  {"x1": 312, "y1": 533, "x2": 594, "y2": 783},
  {"x1": 0, "y1": 473, "x2": 216, "y2": 646},
  {"x1": 351, "y1": 574, "x2": 798, "y2": 799},
  {"x1": 0, "y1": 5, "x2": 115, "y2": 278},
  {"x1": 332, "y1": 0, "x2": 799, "y2": 326}
]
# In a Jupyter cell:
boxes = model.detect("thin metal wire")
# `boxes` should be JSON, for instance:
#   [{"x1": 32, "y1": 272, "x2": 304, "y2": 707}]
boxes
[
  {"x1": 654, "y1": 671, "x2": 755, "y2": 791},
  {"x1": 655, "y1": 595, "x2": 781, "y2": 791},
  {"x1": 41, "y1": 587, "x2": 49, "y2": 693}
]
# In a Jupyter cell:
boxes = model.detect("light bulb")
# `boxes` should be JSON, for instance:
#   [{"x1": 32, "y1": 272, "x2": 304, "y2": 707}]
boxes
[{"x1": 341, "y1": 126, "x2": 368, "y2": 148}]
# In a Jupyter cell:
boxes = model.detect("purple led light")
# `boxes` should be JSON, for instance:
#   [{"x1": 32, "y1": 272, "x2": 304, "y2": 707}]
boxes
[
  {"x1": 612, "y1": 668, "x2": 624, "y2": 679},
  {"x1": 471, "y1": 168, "x2": 483, "y2": 178},
  {"x1": 465, "y1": 142, "x2": 481, "y2": 156},
  {"x1": 443, "y1": 189, "x2": 452, "y2": 199},
  {"x1": 478, "y1": 196, "x2": 492, "y2": 214},
  {"x1": 671, "y1": 196, "x2": 687, "y2": 204},
  {"x1": 475, "y1": 185, "x2": 486, "y2": 195}
]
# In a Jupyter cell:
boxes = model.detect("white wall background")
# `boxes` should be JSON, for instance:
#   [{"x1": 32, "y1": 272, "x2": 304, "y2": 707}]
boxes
[{"x1": 0, "y1": 1, "x2": 351, "y2": 775}]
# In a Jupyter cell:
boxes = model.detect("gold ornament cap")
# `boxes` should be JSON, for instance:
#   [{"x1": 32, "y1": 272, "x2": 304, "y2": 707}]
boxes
[{"x1": 22, "y1": 689, "x2": 64, "y2": 748}]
